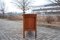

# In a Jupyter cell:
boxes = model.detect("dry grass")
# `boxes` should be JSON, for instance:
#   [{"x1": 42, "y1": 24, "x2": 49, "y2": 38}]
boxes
[
  {"x1": 37, "y1": 15, "x2": 60, "y2": 27},
  {"x1": 7, "y1": 15, "x2": 23, "y2": 21},
  {"x1": 5, "y1": 14, "x2": 60, "y2": 27}
]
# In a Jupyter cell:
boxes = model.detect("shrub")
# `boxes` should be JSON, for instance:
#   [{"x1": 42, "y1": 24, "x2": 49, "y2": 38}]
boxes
[{"x1": 46, "y1": 16, "x2": 54, "y2": 24}]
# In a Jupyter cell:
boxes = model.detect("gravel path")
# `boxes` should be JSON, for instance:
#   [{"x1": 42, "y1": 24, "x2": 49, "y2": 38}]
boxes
[{"x1": 0, "y1": 19, "x2": 60, "y2": 40}]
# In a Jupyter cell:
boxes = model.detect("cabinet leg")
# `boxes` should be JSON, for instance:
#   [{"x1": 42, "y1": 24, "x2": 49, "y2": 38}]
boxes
[
  {"x1": 23, "y1": 30, "x2": 25, "y2": 38},
  {"x1": 35, "y1": 31, "x2": 37, "y2": 39}
]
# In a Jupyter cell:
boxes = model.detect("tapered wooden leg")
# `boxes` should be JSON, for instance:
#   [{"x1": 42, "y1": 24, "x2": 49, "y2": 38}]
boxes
[
  {"x1": 23, "y1": 30, "x2": 25, "y2": 38},
  {"x1": 35, "y1": 30, "x2": 37, "y2": 39}
]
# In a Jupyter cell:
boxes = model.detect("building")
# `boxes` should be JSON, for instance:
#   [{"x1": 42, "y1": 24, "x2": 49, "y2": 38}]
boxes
[{"x1": 32, "y1": 3, "x2": 60, "y2": 16}]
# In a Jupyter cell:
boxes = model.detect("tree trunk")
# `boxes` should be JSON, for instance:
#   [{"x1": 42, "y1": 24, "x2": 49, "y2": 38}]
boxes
[{"x1": 3, "y1": 11, "x2": 4, "y2": 18}]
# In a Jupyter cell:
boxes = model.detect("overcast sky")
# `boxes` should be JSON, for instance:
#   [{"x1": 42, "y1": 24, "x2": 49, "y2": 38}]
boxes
[{"x1": 1, "y1": 0, "x2": 53, "y2": 13}]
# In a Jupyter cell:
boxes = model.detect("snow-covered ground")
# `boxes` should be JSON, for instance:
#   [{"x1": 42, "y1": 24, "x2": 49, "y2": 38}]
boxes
[{"x1": 0, "y1": 19, "x2": 60, "y2": 40}]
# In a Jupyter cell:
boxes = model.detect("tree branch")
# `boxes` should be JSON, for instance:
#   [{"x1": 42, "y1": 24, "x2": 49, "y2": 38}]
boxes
[{"x1": 11, "y1": 2, "x2": 20, "y2": 6}]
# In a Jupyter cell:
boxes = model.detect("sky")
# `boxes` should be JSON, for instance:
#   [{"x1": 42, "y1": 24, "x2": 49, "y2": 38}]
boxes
[{"x1": 1, "y1": 0, "x2": 53, "y2": 13}]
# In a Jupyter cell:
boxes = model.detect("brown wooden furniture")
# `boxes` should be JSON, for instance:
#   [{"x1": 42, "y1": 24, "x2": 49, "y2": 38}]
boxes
[{"x1": 23, "y1": 14, "x2": 37, "y2": 38}]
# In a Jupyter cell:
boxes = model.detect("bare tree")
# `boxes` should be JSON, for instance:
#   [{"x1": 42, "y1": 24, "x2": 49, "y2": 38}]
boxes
[
  {"x1": 55, "y1": 0, "x2": 60, "y2": 3},
  {"x1": 1, "y1": 4, "x2": 5, "y2": 18},
  {"x1": 11, "y1": 0, "x2": 33, "y2": 14},
  {"x1": 48, "y1": 0, "x2": 60, "y2": 4},
  {"x1": 0, "y1": 1, "x2": 5, "y2": 18}
]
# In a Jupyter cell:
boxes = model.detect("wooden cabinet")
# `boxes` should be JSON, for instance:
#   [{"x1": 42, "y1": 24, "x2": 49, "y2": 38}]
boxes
[{"x1": 23, "y1": 14, "x2": 37, "y2": 38}]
